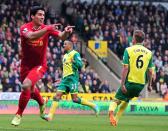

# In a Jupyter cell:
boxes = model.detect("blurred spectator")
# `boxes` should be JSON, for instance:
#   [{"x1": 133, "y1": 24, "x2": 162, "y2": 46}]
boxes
[
  {"x1": 162, "y1": 64, "x2": 168, "y2": 85},
  {"x1": 160, "y1": 82, "x2": 167, "y2": 97},
  {"x1": 71, "y1": 33, "x2": 78, "y2": 50},
  {"x1": 1, "y1": 78, "x2": 12, "y2": 92},
  {"x1": 93, "y1": 73, "x2": 101, "y2": 88},
  {"x1": 93, "y1": 31, "x2": 103, "y2": 41},
  {"x1": 36, "y1": 80, "x2": 45, "y2": 92},
  {"x1": 99, "y1": 80, "x2": 111, "y2": 93},
  {"x1": 83, "y1": 80, "x2": 91, "y2": 93},
  {"x1": 163, "y1": 90, "x2": 168, "y2": 101},
  {"x1": 155, "y1": 56, "x2": 163, "y2": 71},
  {"x1": 13, "y1": 78, "x2": 21, "y2": 92},
  {"x1": 90, "y1": 80, "x2": 99, "y2": 93},
  {"x1": 156, "y1": 70, "x2": 166, "y2": 94}
]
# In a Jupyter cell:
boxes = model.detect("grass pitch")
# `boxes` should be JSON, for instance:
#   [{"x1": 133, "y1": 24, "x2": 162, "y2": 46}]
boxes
[{"x1": 0, "y1": 115, "x2": 167, "y2": 131}]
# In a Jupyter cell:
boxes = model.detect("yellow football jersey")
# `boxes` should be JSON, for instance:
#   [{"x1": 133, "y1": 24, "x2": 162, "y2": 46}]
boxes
[
  {"x1": 62, "y1": 50, "x2": 83, "y2": 78},
  {"x1": 123, "y1": 44, "x2": 153, "y2": 84}
]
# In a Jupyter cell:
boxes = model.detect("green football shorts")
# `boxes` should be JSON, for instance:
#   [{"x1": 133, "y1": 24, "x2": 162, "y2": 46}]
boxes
[
  {"x1": 57, "y1": 74, "x2": 79, "y2": 94},
  {"x1": 115, "y1": 81, "x2": 145, "y2": 102}
]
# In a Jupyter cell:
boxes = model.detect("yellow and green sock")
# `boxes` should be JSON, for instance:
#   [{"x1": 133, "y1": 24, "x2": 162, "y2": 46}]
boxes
[
  {"x1": 80, "y1": 98, "x2": 96, "y2": 109},
  {"x1": 48, "y1": 100, "x2": 59, "y2": 119},
  {"x1": 109, "y1": 101, "x2": 118, "y2": 112},
  {"x1": 115, "y1": 101, "x2": 128, "y2": 122},
  {"x1": 73, "y1": 97, "x2": 96, "y2": 109}
]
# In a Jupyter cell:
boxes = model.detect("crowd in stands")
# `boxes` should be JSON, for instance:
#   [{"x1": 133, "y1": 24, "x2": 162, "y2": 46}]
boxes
[
  {"x1": 0, "y1": 0, "x2": 111, "y2": 93},
  {"x1": 62, "y1": 0, "x2": 168, "y2": 97},
  {"x1": 1, "y1": 0, "x2": 168, "y2": 97}
]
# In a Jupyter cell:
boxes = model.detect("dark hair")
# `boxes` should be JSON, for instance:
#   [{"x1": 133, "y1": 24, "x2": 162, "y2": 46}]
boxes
[
  {"x1": 30, "y1": 6, "x2": 45, "y2": 16},
  {"x1": 133, "y1": 30, "x2": 145, "y2": 43}
]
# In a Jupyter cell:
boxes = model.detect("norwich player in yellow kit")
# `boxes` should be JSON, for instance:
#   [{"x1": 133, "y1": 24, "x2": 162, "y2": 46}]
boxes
[
  {"x1": 43, "y1": 40, "x2": 99, "y2": 121},
  {"x1": 109, "y1": 30, "x2": 153, "y2": 127}
]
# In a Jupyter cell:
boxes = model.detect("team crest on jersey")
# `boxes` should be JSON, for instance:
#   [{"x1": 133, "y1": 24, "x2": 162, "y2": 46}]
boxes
[{"x1": 22, "y1": 28, "x2": 28, "y2": 33}]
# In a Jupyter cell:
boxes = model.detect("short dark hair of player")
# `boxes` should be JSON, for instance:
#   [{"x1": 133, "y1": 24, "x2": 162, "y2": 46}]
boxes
[
  {"x1": 133, "y1": 30, "x2": 145, "y2": 43},
  {"x1": 64, "y1": 40, "x2": 73, "y2": 47},
  {"x1": 30, "y1": 6, "x2": 45, "y2": 16}
]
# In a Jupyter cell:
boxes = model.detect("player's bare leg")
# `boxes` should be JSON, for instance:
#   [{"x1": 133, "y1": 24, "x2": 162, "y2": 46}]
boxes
[{"x1": 11, "y1": 79, "x2": 32, "y2": 126}]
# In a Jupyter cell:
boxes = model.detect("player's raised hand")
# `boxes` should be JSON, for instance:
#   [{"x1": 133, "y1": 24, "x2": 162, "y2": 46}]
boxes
[
  {"x1": 64, "y1": 26, "x2": 75, "y2": 33},
  {"x1": 46, "y1": 23, "x2": 62, "y2": 31}
]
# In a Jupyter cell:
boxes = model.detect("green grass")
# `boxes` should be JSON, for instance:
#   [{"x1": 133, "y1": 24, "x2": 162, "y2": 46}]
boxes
[{"x1": 0, "y1": 115, "x2": 167, "y2": 131}]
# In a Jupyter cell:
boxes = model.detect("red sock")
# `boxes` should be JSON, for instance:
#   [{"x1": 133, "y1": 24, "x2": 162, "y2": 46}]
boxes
[
  {"x1": 16, "y1": 90, "x2": 31, "y2": 116},
  {"x1": 31, "y1": 88, "x2": 44, "y2": 106}
]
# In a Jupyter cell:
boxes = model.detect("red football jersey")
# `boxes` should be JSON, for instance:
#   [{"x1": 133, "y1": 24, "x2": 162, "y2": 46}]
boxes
[{"x1": 20, "y1": 22, "x2": 59, "y2": 68}]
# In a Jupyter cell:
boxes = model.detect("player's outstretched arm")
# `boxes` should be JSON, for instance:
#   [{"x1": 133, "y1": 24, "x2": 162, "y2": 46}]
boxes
[
  {"x1": 57, "y1": 26, "x2": 75, "y2": 40},
  {"x1": 147, "y1": 68, "x2": 153, "y2": 92},
  {"x1": 121, "y1": 64, "x2": 129, "y2": 94},
  {"x1": 121, "y1": 49, "x2": 129, "y2": 94},
  {"x1": 25, "y1": 24, "x2": 60, "y2": 40},
  {"x1": 147, "y1": 55, "x2": 153, "y2": 92}
]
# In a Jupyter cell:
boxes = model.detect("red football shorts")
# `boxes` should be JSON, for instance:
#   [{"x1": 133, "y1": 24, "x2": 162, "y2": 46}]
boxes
[{"x1": 20, "y1": 66, "x2": 47, "y2": 87}]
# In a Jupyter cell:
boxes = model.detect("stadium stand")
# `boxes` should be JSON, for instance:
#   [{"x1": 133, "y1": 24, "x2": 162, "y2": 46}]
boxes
[
  {"x1": 0, "y1": 0, "x2": 112, "y2": 93},
  {"x1": 0, "y1": 0, "x2": 168, "y2": 97},
  {"x1": 62, "y1": 0, "x2": 168, "y2": 97}
]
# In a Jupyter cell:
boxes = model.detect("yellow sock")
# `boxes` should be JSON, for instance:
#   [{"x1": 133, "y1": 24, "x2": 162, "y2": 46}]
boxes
[
  {"x1": 81, "y1": 98, "x2": 96, "y2": 109},
  {"x1": 48, "y1": 101, "x2": 59, "y2": 119},
  {"x1": 115, "y1": 101, "x2": 128, "y2": 122},
  {"x1": 109, "y1": 101, "x2": 118, "y2": 112}
]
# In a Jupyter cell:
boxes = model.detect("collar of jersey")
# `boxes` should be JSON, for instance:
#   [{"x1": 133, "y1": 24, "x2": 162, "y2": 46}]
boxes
[
  {"x1": 67, "y1": 50, "x2": 73, "y2": 54},
  {"x1": 30, "y1": 22, "x2": 43, "y2": 30},
  {"x1": 136, "y1": 43, "x2": 143, "y2": 46}
]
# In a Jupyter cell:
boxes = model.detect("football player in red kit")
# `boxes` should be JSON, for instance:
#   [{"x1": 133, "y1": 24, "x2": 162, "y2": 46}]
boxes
[{"x1": 11, "y1": 6, "x2": 74, "y2": 126}]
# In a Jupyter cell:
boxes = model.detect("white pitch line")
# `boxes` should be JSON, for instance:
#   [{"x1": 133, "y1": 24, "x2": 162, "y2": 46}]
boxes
[{"x1": 0, "y1": 127, "x2": 56, "y2": 131}]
